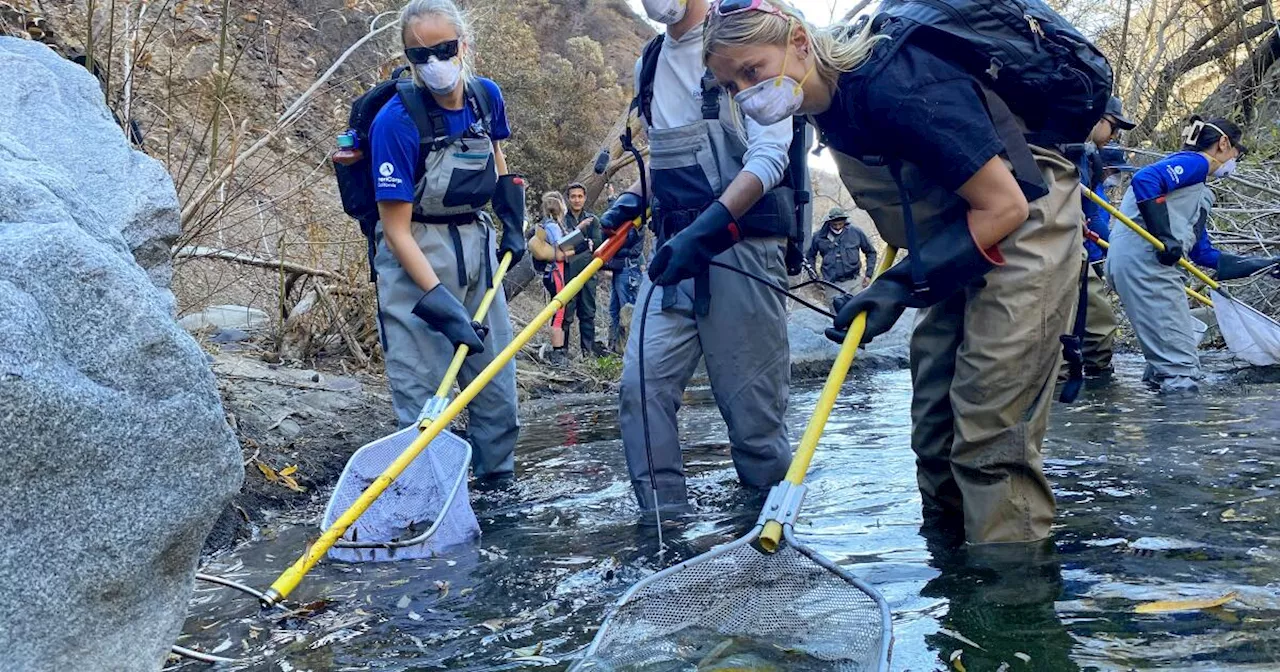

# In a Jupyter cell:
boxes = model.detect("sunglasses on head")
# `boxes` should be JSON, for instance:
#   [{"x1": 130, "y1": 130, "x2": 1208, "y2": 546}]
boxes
[
  {"x1": 405, "y1": 39, "x2": 459, "y2": 64},
  {"x1": 714, "y1": 0, "x2": 786, "y2": 17}
]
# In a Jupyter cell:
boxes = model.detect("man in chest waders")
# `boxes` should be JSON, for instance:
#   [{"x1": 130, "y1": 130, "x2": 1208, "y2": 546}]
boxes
[
  {"x1": 369, "y1": 0, "x2": 524, "y2": 486},
  {"x1": 596, "y1": 0, "x2": 804, "y2": 516}
]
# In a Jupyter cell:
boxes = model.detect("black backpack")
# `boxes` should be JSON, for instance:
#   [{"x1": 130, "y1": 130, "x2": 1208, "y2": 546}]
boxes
[
  {"x1": 632, "y1": 36, "x2": 811, "y2": 276},
  {"x1": 870, "y1": 0, "x2": 1113, "y2": 147},
  {"x1": 334, "y1": 68, "x2": 493, "y2": 279}
]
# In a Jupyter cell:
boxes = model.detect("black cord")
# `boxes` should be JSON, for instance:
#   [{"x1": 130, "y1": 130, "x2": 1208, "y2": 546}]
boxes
[
  {"x1": 636, "y1": 282, "x2": 663, "y2": 537},
  {"x1": 622, "y1": 126, "x2": 664, "y2": 540},
  {"x1": 707, "y1": 260, "x2": 836, "y2": 319}
]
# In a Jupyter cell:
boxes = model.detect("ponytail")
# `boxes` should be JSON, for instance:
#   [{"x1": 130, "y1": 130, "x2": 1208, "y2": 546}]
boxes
[{"x1": 1181, "y1": 115, "x2": 1245, "y2": 155}]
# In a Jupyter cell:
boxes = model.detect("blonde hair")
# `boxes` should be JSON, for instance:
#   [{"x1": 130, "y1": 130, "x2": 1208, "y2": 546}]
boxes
[
  {"x1": 400, "y1": 0, "x2": 476, "y2": 86},
  {"x1": 541, "y1": 191, "x2": 566, "y2": 221},
  {"x1": 702, "y1": 1, "x2": 885, "y2": 91}
]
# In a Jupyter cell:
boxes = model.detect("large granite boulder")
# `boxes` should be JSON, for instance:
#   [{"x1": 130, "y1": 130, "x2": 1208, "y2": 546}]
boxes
[
  {"x1": 0, "y1": 37, "x2": 180, "y2": 309},
  {"x1": 0, "y1": 38, "x2": 243, "y2": 670}
]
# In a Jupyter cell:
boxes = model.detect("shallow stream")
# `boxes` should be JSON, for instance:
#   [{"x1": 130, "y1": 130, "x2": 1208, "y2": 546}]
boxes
[{"x1": 179, "y1": 355, "x2": 1280, "y2": 671}]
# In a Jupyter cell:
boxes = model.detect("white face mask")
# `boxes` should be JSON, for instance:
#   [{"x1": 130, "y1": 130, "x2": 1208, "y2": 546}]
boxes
[
  {"x1": 1103, "y1": 174, "x2": 1122, "y2": 189},
  {"x1": 1213, "y1": 157, "x2": 1237, "y2": 178},
  {"x1": 417, "y1": 56, "x2": 462, "y2": 95},
  {"x1": 641, "y1": 0, "x2": 686, "y2": 24},
  {"x1": 734, "y1": 28, "x2": 813, "y2": 127}
]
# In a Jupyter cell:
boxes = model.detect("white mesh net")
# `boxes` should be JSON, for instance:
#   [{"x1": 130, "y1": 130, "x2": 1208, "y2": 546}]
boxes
[
  {"x1": 322, "y1": 426, "x2": 480, "y2": 562},
  {"x1": 1212, "y1": 290, "x2": 1280, "y2": 367},
  {"x1": 575, "y1": 530, "x2": 890, "y2": 671}
]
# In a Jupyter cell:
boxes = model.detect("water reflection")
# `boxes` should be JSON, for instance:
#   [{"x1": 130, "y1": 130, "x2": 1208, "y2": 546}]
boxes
[{"x1": 177, "y1": 355, "x2": 1280, "y2": 671}]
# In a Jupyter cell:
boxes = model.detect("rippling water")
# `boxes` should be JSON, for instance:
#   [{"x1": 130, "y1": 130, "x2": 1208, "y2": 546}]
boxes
[{"x1": 178, "y1": 355, "x2": 1280, "y2": 671}]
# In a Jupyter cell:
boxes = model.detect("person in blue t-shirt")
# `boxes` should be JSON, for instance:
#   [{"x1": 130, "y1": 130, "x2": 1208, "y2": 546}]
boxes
[
  {"x1": 1068, "y1": 98, "x2": 1135, "y2": 380},
  {"x1": 368, "y1": 0, "x2": 524, "y2": 485},
  {"x1": 1106, "y1": 116, "x2": 1278, "y2": 393}
]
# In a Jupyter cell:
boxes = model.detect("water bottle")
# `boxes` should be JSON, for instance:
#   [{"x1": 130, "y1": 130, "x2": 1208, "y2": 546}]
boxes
[{"x1": 332, "y1": 130, "x2": 362, "y2": 166}]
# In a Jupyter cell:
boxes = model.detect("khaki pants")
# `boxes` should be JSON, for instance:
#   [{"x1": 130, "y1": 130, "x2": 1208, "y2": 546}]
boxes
[{"x1": 909, "y1": 150, "x2": 1081, "y2": 544}]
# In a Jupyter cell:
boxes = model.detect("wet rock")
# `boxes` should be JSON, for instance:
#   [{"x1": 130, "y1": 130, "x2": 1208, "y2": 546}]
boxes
[
  {"x1": 0, "y1": 37, "x2": 243, "y2": 671},
  {"x1": 787, "y1": 307, "x2": 913, "y2": 378},
  {"x1": 210, "y1": 327, "x2": 251, "y2": 343},
  {"x1": 0, "y1": 38, "x2": 181, "y2": 311}
]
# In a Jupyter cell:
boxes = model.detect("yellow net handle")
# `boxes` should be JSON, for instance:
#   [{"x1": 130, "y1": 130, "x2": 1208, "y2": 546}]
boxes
[
  {"x1": 760, "y1": 246, "x2": 899, "y2": 552},
  {"x1": 1082, "y1": 218, "x2": 1213, "y2": 308},
  {"x1": 432, "y1": 252, "x2": 515, "y2": 402},
  {"x1": 1081, "y1": 188, "x2": 1220, "y2": 295},
  {"x1": 261, "y1": 216, "x2": 644, "y2": 606}
]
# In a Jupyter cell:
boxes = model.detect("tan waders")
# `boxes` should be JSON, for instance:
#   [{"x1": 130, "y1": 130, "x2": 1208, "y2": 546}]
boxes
[{"x1": 837, "y1": 146, "x2": 1081, "y2": 544}]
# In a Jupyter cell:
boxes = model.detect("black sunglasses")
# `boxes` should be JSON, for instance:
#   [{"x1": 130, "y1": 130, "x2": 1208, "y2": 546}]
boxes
[{"x1": 405, "y1": 40, "x2": 459, "y2": 64}]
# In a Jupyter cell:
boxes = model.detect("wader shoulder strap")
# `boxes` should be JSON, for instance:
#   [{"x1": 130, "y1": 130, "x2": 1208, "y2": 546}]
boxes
[
  {"x1": 632, "y1": 35, "x2": 664, "y2": 127},
  {"x1": 887, "y1": 159, "x2": 929, "y2": 294},
  {"x1": 397, "y1": 80, "x2": 493, "y2": 153},
  {"x1": 977, "y1": 87, "x2": 1049, "y2": 203},
  {"x1": 397, "y1": 80, "x2": 440, "y2": 148}
]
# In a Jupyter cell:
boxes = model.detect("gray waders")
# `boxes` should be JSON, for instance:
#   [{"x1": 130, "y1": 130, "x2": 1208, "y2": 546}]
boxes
[
  {"x1": 1105, "y1": 184, "x2": 1210, "y2": 393},
  {"x1": 374, "y1": 99, "x2": 519, "y2": 480},
  {"x1": 618, "y1": 105, "x2": 793, "y2": 512}
]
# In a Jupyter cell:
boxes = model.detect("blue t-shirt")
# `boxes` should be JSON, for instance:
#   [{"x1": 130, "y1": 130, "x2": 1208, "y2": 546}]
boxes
[
  {"x1": 369, "y1": 77, "x2": 510, "y2": 203},
  {"x1": 1130, "y1": 151, "x2": 1209, "y2": 202},
  {"x1": 1083, "y1": 183, "x2": 1110, "y2": 263}
]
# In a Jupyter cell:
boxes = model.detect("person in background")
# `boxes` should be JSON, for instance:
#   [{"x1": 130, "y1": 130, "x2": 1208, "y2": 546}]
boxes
[
  {"x1": 602, "y1": 196, "x2": 644, "y2": 354},
  {"x1": 529, "y1": 191, "x2": 577, "y2": 365},
  {"x1": 563, "y1": 182, "x2": 606, "y2": 357},
  {"x1": 369, "y1": 0, "x2": 522, "y2": 486},
  {"x1": 805, "y1": 206, "x2": 877, "y2": 304},
  {"x1": 703, "y1": 0, "x2": 1082, "y2": 546},
  {"x1": 595, "y1": 0, "x2": 798, "y2": 516},
  {"x1": 1070, "y1": 97, "x2": 1134, "y2": 379},
  {"x1": 1106, "y1": 116, "x2": 1277, "y2": 393}
]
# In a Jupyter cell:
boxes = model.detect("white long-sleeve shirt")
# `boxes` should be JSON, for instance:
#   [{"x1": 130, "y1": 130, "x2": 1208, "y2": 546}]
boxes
[{"x1": 635, "y1": 24, "x2": 792, "y2": 192}]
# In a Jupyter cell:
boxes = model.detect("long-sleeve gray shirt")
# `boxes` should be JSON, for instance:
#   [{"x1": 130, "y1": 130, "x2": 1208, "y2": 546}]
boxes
[{"x1": 634, "y1": 24, "x2": 791, "y2": 192}]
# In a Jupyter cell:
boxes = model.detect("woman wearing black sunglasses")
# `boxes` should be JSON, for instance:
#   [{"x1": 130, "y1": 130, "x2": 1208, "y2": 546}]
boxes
[
  {"x1": 367, "y1": 0, "x2": 524, "y2": 486},
  {"x1": 700, "y1": 0, "x2": 1083, "y2": 547}
]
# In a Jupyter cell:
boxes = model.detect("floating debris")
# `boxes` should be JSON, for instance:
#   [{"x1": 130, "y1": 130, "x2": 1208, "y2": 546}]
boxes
[{"x1": 1134, "y1": 591, "x2": 1238, "y2": 614}]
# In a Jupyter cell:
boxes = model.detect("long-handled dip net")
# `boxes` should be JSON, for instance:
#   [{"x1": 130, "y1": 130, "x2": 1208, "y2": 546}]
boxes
[{"x1": 571, "y1": 251, "x2": 899, "y2": 672}]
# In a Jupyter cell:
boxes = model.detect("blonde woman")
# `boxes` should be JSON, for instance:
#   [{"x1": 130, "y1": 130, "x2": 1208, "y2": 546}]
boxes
[
  {"x1": 701, "y1": 0, "x2": 1083, "y2": 546},
  {"x1": 529, "y1": 191, "x2": 577, "y2": 364},
  {"x1": 369, "y1": 0, "x2": 523, "y2": 485}
]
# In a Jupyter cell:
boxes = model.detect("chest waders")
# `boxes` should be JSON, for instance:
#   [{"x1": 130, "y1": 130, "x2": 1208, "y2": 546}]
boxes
[
  {"x1": 1105, "y1": 183, "x2": 1211, "y2": 388},
  {"x1": 826, "y1": 91, "x2": 1081, "y2": 543}
]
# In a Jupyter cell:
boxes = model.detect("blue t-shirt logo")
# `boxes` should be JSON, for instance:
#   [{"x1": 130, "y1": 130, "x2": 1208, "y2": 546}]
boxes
[{"x1": 377, "y1": 161, "x2": 403, "y2": 192}]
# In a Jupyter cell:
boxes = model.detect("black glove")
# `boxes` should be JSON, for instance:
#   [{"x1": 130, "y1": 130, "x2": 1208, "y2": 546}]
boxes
[
  {"x1": 492, "y1": 174, "x2": 527, "y2": 265},
  {"x1": 649, "y1": 201, "x2": 739, "y2": 285},
  {"x1": 599, "y1": 191, "x2": 645, "y2": 235},
  {"x1": 1216, "y1": 253, "x2": 1280, "y2": 281},
  {"x1": 411, "y1": 285, "x2": 486, "y2": 354},
  {"x1": 825, "y1": 220, "x2": 999, "y2": 345},
  {"x1": 1136, "y1": 196, "x2": 1183, "y2": 266}
]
